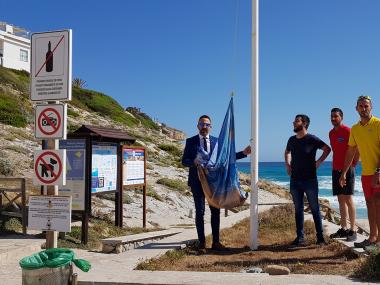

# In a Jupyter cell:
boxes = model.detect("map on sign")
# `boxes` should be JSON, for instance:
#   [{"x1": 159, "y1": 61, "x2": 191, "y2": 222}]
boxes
[
  {"x1": 91, "y1": 143, "x2": 117, "y2": 193},
  {"x1": 30, "y1": 30, "x2": 72, "y2": 101},
  {"x1": 33, "y1": 150, "x2": 66, "y2": 186},
  {"x1": 122, "y1": 147, "x2": 145, "y2": 186},
  {"x1": 35, "y1": 104, "x2": 67, "y2": 139}
]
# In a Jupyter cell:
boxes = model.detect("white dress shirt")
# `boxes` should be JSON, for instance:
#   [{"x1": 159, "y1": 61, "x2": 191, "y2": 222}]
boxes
[{"x1": 199, "y1": 134, "x2": 210, "y2": 154}]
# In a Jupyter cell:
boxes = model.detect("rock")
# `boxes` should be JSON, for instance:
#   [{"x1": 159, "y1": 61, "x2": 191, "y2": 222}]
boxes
[
  {"x1": 102, "y1": 244, "x2": 115, "y2": 253},
  {"x1": 115, "y1": 244, "x2": 123, "y2": 254},
  {"x1": 241, "y1": 267, "x2": 262, "y2": 273},
  {"x1": 265, "y1": 265, "x2": 290, "y2": 275}
]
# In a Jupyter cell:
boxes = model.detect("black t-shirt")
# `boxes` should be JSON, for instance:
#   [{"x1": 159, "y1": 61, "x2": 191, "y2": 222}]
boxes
[{"x1": 286, "y1": 134, "x2": 326, "y2": 180}]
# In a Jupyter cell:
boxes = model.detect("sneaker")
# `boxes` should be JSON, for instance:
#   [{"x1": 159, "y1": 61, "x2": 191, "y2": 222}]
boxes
[
  {"x1": 211, "y1": 242, "x2": 229, "y2": 251},
  {"x1": 346, "y1": 230, "x2": 357, "y2": 242},
  {"x1": 329, "y1": 228, "x2": 349, "y2": 239},
  {"x1": 290, "y1": 238, "x2": 305, "y2": 247},
  {"x1": 354, "y1": 239, "x2": 375, "y2": 248}
]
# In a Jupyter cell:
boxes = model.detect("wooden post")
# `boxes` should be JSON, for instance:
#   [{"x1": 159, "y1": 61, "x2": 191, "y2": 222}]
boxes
[{"x1": 45, "y1": 139, "x2": 58, "y2": 249}]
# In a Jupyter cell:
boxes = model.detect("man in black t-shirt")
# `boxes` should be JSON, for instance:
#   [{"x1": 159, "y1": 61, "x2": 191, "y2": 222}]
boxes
[{"x1": 284, "y1": 114, "x2": 331, "y2": 246}]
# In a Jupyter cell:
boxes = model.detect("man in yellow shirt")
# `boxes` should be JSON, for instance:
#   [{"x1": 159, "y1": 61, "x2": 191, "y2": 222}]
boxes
[{"x1": 339, "y1": 96, "x2": 380, "y2": 250}]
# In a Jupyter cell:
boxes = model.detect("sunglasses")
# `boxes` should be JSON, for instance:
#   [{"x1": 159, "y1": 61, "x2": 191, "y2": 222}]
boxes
[
  {"x1": 357, "y1": 95, "x2": 371, "y2": 102},
  {"x1": 198, "y1": 122, "x2": 211, "y2": 128}
]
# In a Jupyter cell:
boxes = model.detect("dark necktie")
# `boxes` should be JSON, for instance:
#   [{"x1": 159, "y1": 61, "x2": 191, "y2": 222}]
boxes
[{"x1": 203, "y1": 137, "x2": 208, "y2": 153}]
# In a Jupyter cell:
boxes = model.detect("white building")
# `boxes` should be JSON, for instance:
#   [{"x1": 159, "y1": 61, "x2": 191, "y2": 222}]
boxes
[{"x1": 0, "y1": 22, "x2": 30, "y2": 72}]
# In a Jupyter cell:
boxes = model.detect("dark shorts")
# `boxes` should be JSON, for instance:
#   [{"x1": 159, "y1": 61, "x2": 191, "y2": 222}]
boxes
[{"x1": 332, "y1": 167, "x2": 355, "y2": 196}]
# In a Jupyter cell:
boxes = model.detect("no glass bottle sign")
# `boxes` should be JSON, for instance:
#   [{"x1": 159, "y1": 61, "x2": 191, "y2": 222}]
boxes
[{"x1": 30, "y1": 30, "x2": 72, "y2": 101}]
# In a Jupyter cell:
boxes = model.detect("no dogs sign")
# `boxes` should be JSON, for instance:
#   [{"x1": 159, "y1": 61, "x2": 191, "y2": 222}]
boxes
[
  {"x1": 33, "y1": 150, "x2": 66, "y2": 186},
  {"x1": 35, "y1": 104, "x2": 67, "y2": 139}
]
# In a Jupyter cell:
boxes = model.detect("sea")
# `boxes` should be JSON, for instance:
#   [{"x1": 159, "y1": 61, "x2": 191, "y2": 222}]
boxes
[{"x1": 237, "y1": 161, "x2": 367, "y2": 219}]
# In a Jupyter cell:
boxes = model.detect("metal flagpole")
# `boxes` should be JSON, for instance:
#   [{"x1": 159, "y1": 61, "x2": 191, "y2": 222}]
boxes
[{"x1": 250, "y1": 0, "x2": 259, "y2": 250}]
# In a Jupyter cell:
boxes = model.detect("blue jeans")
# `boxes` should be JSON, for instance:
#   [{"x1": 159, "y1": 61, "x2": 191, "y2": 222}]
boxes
[
  {"x1": 191, "y1": 186, "x2": 220, "y2": 244},
  {"x1": 290, "y1": 178, "x2": 323, "y2": 241}
]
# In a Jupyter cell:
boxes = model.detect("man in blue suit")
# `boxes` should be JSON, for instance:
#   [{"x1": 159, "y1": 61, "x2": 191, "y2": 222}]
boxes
[{"x1": 182, "y1": 115, "x2": 251, "y2": 253}]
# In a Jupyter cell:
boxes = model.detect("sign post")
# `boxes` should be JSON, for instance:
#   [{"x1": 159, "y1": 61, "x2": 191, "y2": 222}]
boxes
[{"x1": 30, "y1": 29, "x2": 72, "y2": 249}]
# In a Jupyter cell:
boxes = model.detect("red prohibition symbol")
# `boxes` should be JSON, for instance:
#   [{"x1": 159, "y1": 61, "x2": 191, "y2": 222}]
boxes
[
  {"x1": 35, "y1": 151, "x2": 62, "y2": 184},
  {"x1": 38, "y1": 107, "x2": 61, "y2": 136}
]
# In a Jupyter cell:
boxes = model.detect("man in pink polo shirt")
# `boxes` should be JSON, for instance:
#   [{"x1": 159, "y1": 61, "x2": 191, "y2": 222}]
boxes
[{"x1": 329, "y1": 108, "x2": 359, "y2": 241}]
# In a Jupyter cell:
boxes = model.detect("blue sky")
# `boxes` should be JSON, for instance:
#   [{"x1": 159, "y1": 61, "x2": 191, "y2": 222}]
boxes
[{"x1": 3, "y1": 0, "x2": 380, "y2": 161}]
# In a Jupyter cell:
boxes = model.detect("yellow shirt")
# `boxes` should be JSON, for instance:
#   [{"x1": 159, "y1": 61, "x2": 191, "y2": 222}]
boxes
[{"x1": 348, "y1": 115, "x2": 380, "y2": 175}]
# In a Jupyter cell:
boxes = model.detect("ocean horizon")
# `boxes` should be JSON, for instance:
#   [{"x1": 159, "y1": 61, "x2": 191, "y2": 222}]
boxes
[{"x1": 237, "y1": 161, "x2": 367, "y2": 219}]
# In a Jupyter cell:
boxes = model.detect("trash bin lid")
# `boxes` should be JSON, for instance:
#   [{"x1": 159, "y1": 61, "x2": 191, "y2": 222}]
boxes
[{"x1": 19, "y1": 248, "x2": 90, "y2": 272}]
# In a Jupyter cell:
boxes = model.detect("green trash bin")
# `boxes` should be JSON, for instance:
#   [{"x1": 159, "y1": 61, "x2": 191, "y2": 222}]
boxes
[{"x1": 19, "y1": 248, "x2": 90, "y2": 285}]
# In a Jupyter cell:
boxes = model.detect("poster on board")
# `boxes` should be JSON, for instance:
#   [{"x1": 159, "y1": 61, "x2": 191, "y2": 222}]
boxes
[
  {"x1": 59, "y1": 139, "x2": 86, "y2": 210},
  {"x1": 91, "y1": 143, "x2": 117, "y2": 193},
  {"x1": 122, "y1": 147, "x2": 145, "y2": 186}
]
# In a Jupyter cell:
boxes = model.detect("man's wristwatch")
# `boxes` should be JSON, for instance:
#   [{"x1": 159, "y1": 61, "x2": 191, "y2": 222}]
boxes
[{"x1": 376, "y1": 167, "x2": 380, "y2": 174}]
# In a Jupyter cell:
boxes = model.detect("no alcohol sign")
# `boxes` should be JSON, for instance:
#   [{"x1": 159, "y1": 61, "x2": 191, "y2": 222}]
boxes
[
  {"x1": 30, "y1": 30, "x2": 72, "y2": 101},
  {"x1": 35, "y1": 104, "x2": 67, "y2": 139},
  {"x1": 33, "y1": 150, "x2": 66, "y2": 186}
]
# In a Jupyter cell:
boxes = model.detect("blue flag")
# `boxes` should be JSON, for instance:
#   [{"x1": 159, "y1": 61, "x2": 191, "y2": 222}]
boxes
[{"x1": 197, "y1": 97, "x2": 248, "y2": 209}]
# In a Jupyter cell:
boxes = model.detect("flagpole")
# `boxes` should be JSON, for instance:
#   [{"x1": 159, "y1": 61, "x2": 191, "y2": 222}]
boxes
[{"x1": 250, "y1": 0, "x2": 259, "y2": 250}]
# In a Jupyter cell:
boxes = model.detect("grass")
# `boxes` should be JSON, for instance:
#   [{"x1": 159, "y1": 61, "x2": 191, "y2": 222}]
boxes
[
  {"x1": 353, "y1": 249, "x2": 380, "y2": 281},
  {"x1": 57, "y1": 218, "x2": 156, "y2": 250},
  {"x1": 0, "y1": 92, "x2": 29, "y2": 127},
  {"x1": 156, "y1": 178, "x2": 189, "y2": 193},
  {"x1": 0, "y1": 66, "x2": 29, "y2": 94},
  {"x1": 101, "y1": 191, "x2": 134, "y2": 204},
  {"x1": 71, "y1": 87, "x2": 139, "y2": 127},
  {"x1": 136, "y1": 204, "x2": 365, "y2": 278}
]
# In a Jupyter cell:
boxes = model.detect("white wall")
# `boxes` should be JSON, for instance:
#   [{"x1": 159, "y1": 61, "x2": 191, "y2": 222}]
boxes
[{"x1": 2, "y1": 41, "x2": 30, "y2": 72}]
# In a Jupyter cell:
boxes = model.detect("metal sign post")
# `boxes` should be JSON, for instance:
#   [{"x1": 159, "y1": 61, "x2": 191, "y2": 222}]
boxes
[{"x1": 30, "y1": 29, "x2": 72, "y2": 249}]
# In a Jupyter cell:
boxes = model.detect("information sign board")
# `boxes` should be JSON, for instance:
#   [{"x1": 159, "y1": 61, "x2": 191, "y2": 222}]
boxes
[
  {"x1": 59, "y1": 139, "x2": 86, "y2": 210},
  {"x1": 91, "y1": 143, "x2": 117, "y2": 193},
  {"x1": 28, "y1": 195, "x2": 72, "y2": 232},
  {"x1": 122, "y1": 147, "x2": 145, "y2": 186}
]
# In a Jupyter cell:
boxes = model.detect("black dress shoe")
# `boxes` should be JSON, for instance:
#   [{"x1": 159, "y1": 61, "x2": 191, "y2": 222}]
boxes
[
  {"x1": 211, "y1": 242, "x2": 229, "y2": 251},
  {"x1": 290, "y1": 238, "x2": 305, "y2": 246}
]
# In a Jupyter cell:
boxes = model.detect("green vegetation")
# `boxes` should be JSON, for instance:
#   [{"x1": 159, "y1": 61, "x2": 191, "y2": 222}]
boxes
[
  {"x1": 57, "y1": 218, "x2": 155, "y2": 250},
  {"x1": 101, "y1": 191, "x2": 134, "y2": 204},
  {"x1": 0, "y1": 217, "x2": 23, "y2": 233},
  {"x1": 0, "y1": 92, "x2": 29, "y2": 127},
  {"x1": 136, "y1": 248, "x2": 186, "y2": 270},
  {"x1": 71, "y1": 87, "x2": 139, "y2": 127},
  {"x1": 156, "y1": 178, "x2": 188, "y2": 193},
  {"x1": 158, "y1": 143, "x2": 182, "y2": 157},
  {"x1": 354, "y1": 250, "x2": 380, "y2": 281},
  {"x1": 67, "y1": 108, "x2": 80, "y2": 118},
  {"x1": 0, "y1": 66, "x2": 29, "y2": 94},
  {"x1": 0, "y1": 156, "x2": 14, "y2": 176}
]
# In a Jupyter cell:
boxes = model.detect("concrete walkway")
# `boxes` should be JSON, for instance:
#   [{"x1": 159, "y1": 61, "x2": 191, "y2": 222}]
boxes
[{"x1": 1, "y1": 203, "x2": 377, "y2": 285}]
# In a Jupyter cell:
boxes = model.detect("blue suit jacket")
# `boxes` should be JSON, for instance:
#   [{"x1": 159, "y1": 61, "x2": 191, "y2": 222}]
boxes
[{"x1": 182, "y1": 134, "x2": 246, "y2": 188}]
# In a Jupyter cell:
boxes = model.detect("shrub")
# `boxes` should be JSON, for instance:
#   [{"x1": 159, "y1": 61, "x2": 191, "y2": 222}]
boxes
[
  {"x1": 0, "y1": 157, "x2": 14, "y2": 176},
  {"x1": 158, "y1": 144, "x2": 182, "y2": 157},
  {"x1": 156, "y1": 178, "x2": 188, "y2": 193}
]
